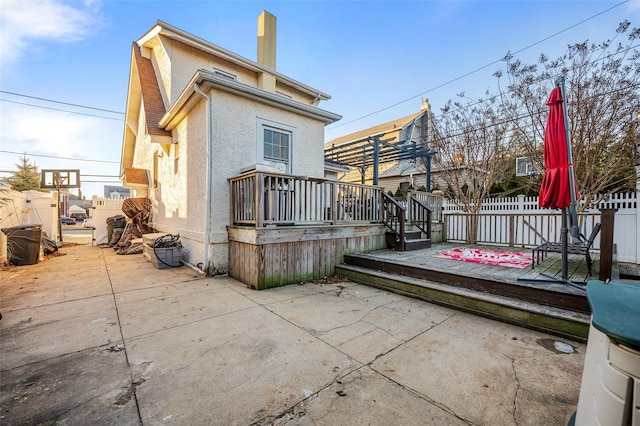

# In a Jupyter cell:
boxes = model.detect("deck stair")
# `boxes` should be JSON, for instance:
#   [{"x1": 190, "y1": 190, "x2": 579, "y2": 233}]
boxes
[
  {"x1": 336, "y1": 250, "x2": 592, "y2": 342},
  {"x1": 382, "y1": 192, "x2": 432, "y2": 252},
  {"x1": 385, "y1": 227, "x2": 431, "y2": 251}
]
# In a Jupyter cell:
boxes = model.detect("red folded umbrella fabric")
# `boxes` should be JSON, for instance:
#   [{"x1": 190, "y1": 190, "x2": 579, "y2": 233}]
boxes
[{"x1": 539, "y1": 87, "x2": 577, "y2": 209}]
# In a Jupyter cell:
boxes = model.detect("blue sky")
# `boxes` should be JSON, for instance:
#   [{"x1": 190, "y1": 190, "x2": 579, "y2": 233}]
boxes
[{"x1": 1, "y1": 0, "x2": 638, "y2": 198}]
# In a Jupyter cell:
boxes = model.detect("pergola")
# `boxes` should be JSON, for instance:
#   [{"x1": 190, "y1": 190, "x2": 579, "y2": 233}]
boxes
[{"x1": 324, "y1": 133, "x2": 437, "y2": 191}]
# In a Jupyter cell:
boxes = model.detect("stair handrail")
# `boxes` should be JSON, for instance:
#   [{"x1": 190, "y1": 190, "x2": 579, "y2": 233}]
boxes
[
  {"x1": 409, "y1": 195, "x2": 432, "y2": 240},
  {"x1": 382, "y1": 192, "x2": 406, "y2": 251}
]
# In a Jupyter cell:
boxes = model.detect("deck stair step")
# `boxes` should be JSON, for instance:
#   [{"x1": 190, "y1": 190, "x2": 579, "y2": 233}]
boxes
[
  {"x1": 336, "y1": 254, "x2": 591, "y2": 342},
  {"x1": 403, "y1": 230, "x2": 422, "y2": 239},
  {"x1": 404, "y1": 238, "x2": 432, "y2": 251},
  {"x1": 385, "y1": 229, "x2": 432, "y2": 252}
]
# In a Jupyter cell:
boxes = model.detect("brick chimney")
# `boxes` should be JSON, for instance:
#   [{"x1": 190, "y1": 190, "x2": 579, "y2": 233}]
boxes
[{"x1": 257, "y1": 11, "x2": 276, "y2": 92}]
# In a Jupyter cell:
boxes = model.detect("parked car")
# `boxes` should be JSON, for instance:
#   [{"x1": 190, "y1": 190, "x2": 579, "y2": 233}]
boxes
[
  {"x1": 70, "y1": 212, "x2": 87, "y2": 222},
  {"x1": 83, "y1": 218, "x2": 94, "y2": 228},
  {"x1": 61, "y1": 216, "x2": 76, "y2": 225}
]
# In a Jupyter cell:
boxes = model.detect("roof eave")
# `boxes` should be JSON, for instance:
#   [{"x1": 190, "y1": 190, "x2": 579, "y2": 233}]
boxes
[
  {"x1": 159, "y1": 70, "x2": 341, "y2": 130},
  {"x1": 120, "y1": 47, "x2": 142, "y2": 177}
]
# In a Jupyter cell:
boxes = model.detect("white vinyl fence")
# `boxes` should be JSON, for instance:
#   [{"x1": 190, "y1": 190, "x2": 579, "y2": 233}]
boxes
[
  {"x1": 91, "y1": 196, "x2": 125, "y2": 245},
  {"x1": 443, "y1": 192, "x2": 639, "y2": 264},
  {"x1": 0, "y1": 188, "x2": 59, "y2": 241}
]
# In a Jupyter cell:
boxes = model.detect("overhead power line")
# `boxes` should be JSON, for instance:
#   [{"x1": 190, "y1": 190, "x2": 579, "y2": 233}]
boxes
[
  {"x1": 328, "y1": 0, "x2": 630, "y2": 129},
  {"x1": 0, "y1": 150, "x2": 120, "y2": 164},
  {"x1": 0, "y1": 90, "x2": 125, "y2": 115},
  {"x1": 0, "y1": 99, "x2": 124, "y2": 121}
]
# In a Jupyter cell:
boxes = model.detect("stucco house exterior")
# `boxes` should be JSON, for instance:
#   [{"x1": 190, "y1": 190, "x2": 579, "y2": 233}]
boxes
[{"x1": 120, "y1": 14, "x2": 355, "y2": 277}]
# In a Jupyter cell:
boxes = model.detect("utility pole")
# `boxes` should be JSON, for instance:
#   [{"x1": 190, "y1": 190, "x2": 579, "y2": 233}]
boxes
[{"x1": 55, "y1": 172, "x2": 63, "y2": 243}]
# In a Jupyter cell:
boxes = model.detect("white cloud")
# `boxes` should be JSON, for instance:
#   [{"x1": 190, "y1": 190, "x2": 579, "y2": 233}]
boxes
[
  {"x1": 0, "y1": 0, "x2": 102, "y2": 62},
  {"x1": 1, "y1": 104, "x2": 100, "y2": 158},
  {"x1": 0, "y1": 102, "x2": 123, "y2": 197}
]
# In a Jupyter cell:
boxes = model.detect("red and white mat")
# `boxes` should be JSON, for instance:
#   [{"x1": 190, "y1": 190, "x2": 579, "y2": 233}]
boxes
[{"x1": 434, "y1": 247, "x2": 533, "y2": 269}]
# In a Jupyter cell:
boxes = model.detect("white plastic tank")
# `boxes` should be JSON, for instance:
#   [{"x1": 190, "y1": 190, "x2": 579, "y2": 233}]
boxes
[{"x1": 572, "y1": 280, "x2": 640, "y2": 426}]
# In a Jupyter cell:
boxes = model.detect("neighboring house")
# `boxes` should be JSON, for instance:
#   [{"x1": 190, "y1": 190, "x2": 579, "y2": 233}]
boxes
[
  {"x1": 68, "y1": 205, "x2": 86, "y2": 214},
  {"x1": 103, "y1": 185, "x2": 130, "y2": 198},
  {"x1": 324, "y1": 99, "x2": 443, "y2": 194},
  {"x1": 119, "y1": 13, "x2": 383, "y2": 282},
  {"x1": 66, "y1": 193, "x2": 91, "y2": 217}
]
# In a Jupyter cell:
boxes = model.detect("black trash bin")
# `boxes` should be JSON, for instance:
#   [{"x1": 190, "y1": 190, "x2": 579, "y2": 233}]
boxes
[{"x1": 1, "y1": 224, "x2": 42, "y2": 266}]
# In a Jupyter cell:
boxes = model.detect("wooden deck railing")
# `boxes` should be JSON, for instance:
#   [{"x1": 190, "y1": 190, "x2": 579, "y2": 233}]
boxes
[
  {"x1": 407, "y1": 191, "x2": 443, "y2": 222},
  {"x1": 229, "y1": 171, "x2": 382, "y2": 227},
  {"x1": 444, "y1": 212, "x2": 601, "y2": 248},
  {"x1": 381, "y1": 192, "x2": 406, "y2": 251},
  {"x1": 408, "y1": 195, "x2": 432, "y2": 239}
]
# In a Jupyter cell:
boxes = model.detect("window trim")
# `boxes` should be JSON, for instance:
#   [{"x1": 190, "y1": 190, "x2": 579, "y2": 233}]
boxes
[{"x1": 256, "y1": 118, "x2": 296, "y2": 174}]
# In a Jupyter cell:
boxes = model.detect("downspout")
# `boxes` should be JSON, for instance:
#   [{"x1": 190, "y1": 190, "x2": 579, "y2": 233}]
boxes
[{"x1": 194, "y1": 83, "x2": 212, "y2": 274}]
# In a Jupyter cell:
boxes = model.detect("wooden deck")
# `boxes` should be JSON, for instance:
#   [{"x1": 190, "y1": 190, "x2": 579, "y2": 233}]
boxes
[{"x1": 336, "y1": 242, "x2": 614, "y2": 342}]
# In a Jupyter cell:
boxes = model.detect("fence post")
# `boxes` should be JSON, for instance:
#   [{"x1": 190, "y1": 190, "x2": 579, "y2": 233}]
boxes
[
  {"x1": 509, "y1": 215, "x2": 515, "y2": 247},
  {"x1": 598, "y1": 208, "x2": 617, "y2": 281},
  {"x1": 256, "y1": 173, "x2": 264, "y2": 228},
  {"x1": 636, "y1": 191, "x2": 640, "y2": 264},
  {"x1": 443, "y1": 214, "x2": 448, "y2": 242},
  {"x1": 517, "y1": 194, "x2": 525, "y2": 213}
]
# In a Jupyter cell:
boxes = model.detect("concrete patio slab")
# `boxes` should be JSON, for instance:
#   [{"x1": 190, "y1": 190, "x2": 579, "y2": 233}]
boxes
[
  {"x1": 0, "y1": 244, "x2": 586, "y2": 425},
  {"x1": 280, "y1": 366, "x2": 468, "y2": 425},
  {"x1": 116, "y1": 281, "x2": 258, "y2": 339},
  {"x1": 370, "y1": 318, "x2": 583, "y2": 425},
  {"x1": 1, "y1": 347, "x2": 137, "y2": 425},
  {"x1": 126, "y1": 305, "x2": 359, "y2": 425},
  {"x1": 1, "y1": 294, "x2": 122, "y2": 368}
]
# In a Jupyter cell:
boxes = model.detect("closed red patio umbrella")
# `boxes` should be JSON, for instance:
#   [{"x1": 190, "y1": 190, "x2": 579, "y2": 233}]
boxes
[
  {"x1": 539, "y1": 87, "x2": 575, "y2": 210},
  {"x1": 529, "y1": 76, "x2": 583, "y2": 288}
]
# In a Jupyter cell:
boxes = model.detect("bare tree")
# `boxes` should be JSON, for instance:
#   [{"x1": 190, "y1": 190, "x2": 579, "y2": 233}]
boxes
[
  {"x1": 431, "y1": 92, "x2": 514, "y2": 213},
  {"x1": 501, "y1": 20, "x2": 640, "y2": 209}
]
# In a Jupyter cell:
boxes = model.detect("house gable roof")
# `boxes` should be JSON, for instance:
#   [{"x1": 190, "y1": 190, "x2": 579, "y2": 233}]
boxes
[
  {"x1": 133, "y1": 44, "x2": 171, "y2": 141},
  {"x1": 138, "y1": 20, "x2": 332, "y2": 104},
  {"x1": 323, "y1": 109, "x2": 432, "y2": 170},
  {"x1": 324, "y1": 111, "x2": 424, "y2": 148},
  {"x1": 120, "y1": 43, "x2": 173, "y2": 176}
]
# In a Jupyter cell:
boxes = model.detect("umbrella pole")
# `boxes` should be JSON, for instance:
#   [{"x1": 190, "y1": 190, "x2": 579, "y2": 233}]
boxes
[
  {"x1": 518, "y1": 207, "x2": 585, "y2": 291},
  {"x1": 557, "y1": 76, "x2": 581, "y2": 241},
  {"x1": 561, "y1": 207, "x2": 569, "y2": 281}
]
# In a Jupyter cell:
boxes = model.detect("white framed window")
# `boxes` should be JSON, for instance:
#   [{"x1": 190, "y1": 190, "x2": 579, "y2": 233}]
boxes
[{"x1": 256, "y1": 118, "x2": 296, "y2": 174}]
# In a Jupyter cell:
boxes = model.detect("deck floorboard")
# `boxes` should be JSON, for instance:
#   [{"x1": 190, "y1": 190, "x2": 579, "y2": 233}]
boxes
[
  {"x1": 357, "y1": 242, "x2": 600, "y2": 286},
  {"x1": 341, "y1": 242, "x2": 608, "y2": 314}
]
